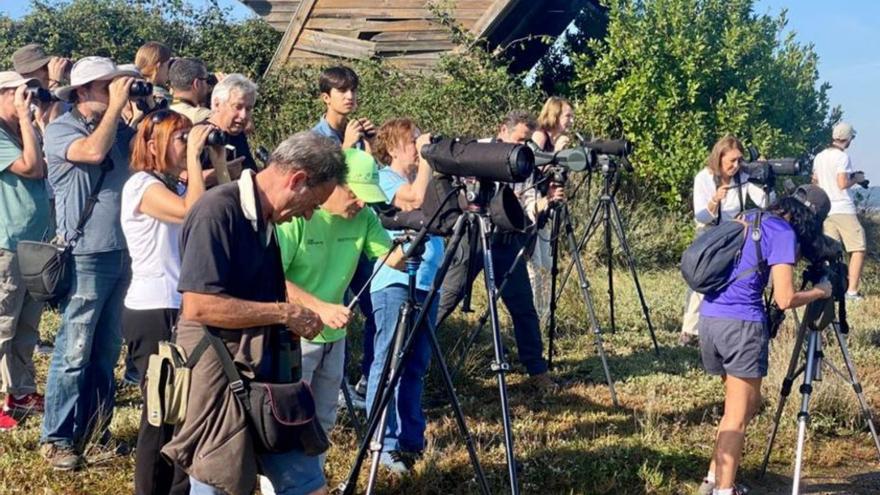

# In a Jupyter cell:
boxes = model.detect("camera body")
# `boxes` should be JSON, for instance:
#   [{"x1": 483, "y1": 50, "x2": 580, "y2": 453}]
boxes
[
  {"x1": 205, "y1": 128, "x2": 228, "y2": 146},
  {"x1": 741, "y1": 146, "x2": 803, "y2": 187}
]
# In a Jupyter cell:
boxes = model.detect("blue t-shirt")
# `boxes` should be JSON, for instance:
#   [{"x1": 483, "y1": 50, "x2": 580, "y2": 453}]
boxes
[
  {"x1": 700, "y1": 214, "x2": 797, "y2": 321},
  {"x1": 0, "y1": 124, "x2": 51, "y2": 251},
  {"x1": 44, "y1": 112, "x2": 133, "y2": 254},
  {"x1": 311, "y1": 116, "x2": 365, "y2": 150},
  {"x1": 370, "y1": 167, "x2": 444, "y2": 293}
]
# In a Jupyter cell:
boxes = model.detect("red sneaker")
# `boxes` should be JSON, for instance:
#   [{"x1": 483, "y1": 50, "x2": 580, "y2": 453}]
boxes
[
  {"x1": 4, "y1": 393, "x2": 45, "y2": 414},
  {"x1": 0, "y1": 410, "x2": 18, "y2": 431}
]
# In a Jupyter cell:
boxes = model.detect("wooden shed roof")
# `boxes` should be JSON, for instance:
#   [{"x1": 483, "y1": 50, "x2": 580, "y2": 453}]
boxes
[{"x1": 240, "y1": 0, "x2": 596, "y2": 73}]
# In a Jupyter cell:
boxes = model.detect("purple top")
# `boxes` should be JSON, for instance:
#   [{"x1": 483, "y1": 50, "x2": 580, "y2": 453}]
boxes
[{"x1": 700, "y1": 214, "x2": 797, "y2": 322}]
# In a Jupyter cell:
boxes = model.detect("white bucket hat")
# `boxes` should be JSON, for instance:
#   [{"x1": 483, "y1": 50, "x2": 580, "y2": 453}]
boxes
[
  {"x1": 0, "y1": 71, "x2": 38, "y2": 91},
  {"x1": 54, "y1": 56, "x2": 140, "y2": 102}
]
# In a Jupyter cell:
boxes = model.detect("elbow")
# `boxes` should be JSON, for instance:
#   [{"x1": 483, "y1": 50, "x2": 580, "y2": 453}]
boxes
[
  {"x1": 180, "y1": 294, "x2": 209, "y2": 322},
  {"x1": 774, "y1": 295, "x2": 794, "y2": 311}
]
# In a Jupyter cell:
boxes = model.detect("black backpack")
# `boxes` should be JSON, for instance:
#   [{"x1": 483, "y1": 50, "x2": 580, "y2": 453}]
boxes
[{"x1": 680, "y1": 209, "x2": 768, "y2": 294}]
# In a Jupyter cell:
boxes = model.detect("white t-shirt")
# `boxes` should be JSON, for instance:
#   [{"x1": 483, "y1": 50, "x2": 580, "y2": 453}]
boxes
[
  {"x1": 692, "y1": 168, "x2": 770, "y2": 226},
  {"x1": 120, "y1": 172, "x2": 183, "y2": 310},
  {"x1": 812, "y1": 147, "x2": 855, "y2": 215}
]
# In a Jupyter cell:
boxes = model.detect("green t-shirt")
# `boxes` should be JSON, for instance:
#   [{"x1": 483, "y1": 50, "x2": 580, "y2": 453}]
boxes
[
  {"x1": 0, "y1": 123, "x2": 50, "y2": 251},
  {"x1": 276, "y1": 207, "x2": 392, "y2": 343}
]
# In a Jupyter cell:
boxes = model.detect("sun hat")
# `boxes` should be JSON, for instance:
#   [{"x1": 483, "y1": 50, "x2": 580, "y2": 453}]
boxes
[{"x1": 54, "y1": 56, "x2": 140, "y2": 102}]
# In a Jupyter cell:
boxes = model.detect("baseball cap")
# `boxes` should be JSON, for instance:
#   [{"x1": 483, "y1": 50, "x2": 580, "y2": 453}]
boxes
[
  {"x1": 832, "y1": 122, "x2": 856, "y2": 141},
  {"x1": 0, "y1": 72, "x2": 38, "y2": 91},
  {"x1": 54, "y1": 57, "x2": 141, "y2": 102},
  {"x1": 793, "y1": 184, "x2": 831, "y2": 222},
  {"x1": 343, "y1": 148, "x2": 387, "y2": 203},
  {"x1": 12, "y1": 43, "x2": 51, "y2": 74}
]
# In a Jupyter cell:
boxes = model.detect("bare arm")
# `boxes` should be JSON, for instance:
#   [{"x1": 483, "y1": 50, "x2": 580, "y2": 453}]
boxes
[
  {"x1": 181, "y1": 292, "x2": 323, "y2": 339},
  {"x1": 66, "y1": 77, "x2": 133, "y2": 164},
  {"x1": 7, "y1": 86, "x2": 45, "y2": 179},
  {"x1": 770, "y1": 264, "x2": 831, "y2": 310}
]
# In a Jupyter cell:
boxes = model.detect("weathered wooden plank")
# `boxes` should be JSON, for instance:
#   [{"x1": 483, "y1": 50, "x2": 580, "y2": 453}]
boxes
[
  {"x1": 289, "y1": 48, "x2": 335, "y2": 60},
  {"x1": 306, "y1": 18, "x2": 447, "y2": 32},
  {"x1": 311, "y1": 8, "x2": 485, "y2": 19},
  {"x1": 242, "y1": 0, "x2": 301, "y2": 14},
  {"x1": 266, "y1": 0, "x2": 318, "y2": 73},
  {"x1": 371, "y1": 31, "x2": 451, "y2": 42},
  {"x1": 316, "y1": 0, "x2": 486, "y2": 8},
  {"x1": 298, "y1": 29, "x2": 377, "y2": 59},
  {"x1": 374, "y1": 40, "x2": 457, "y2": 53},
  {"x1": 471, "y1": 0, "x2": 520, "y2": 38}
]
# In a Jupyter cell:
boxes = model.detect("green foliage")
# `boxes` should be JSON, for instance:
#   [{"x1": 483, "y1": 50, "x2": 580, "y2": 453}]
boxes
[
  {"x1": 0, "y1": 0, "x2": 279, "y2": 78},
  {"x1": 570, "y1": 0, "x2": 838, "y2": 207}
]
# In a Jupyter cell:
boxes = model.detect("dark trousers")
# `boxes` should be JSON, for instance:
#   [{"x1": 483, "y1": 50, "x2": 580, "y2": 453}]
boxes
[
  {"x1": 348, "y1": 255, "x2": 377, "y2": 379},
  {"x1": 122, "y1": 307, "x2": 189, "y2": 495},
  {"x1": 438, "y1": 233, "x2": 548, "y2": 375}
]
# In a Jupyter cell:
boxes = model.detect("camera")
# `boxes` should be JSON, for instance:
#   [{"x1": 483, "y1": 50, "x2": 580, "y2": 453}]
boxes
[
  {"x1": 578, "y1": 137, "x2": 636, "y2": 173},
  {"x1": 205, "y1": 128, "x2": 228, "y2": 146},
  {"x1": 420, "y1": 137, "x2": 534, "y2": 183},
  {"x1": 129, "y1": 80, "x2": 154, "y2": 99},
  {"x1": 25, "y1": 87, "x2": 58, "y2": 103},
  {"x1": 740, "y1": 146, "x2": 803, "y2": 187},
  {"x1": 850, "y1": 171, "x2": 870, "y2": 189}
]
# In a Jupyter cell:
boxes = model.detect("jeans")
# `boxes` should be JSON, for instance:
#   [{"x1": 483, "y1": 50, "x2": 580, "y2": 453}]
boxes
[
  {"x1": 41, "y1": 250, "x2": 131, "y2": 448},
  {"x1": 367, "y1": 284, "x2": 437, "y2": 453},
  {"x1": 437, "y1": 233, "x2": 548, "y2": 376},
  {"x1": 191, "y1": 448, "x2": 325, "y2": 495}
]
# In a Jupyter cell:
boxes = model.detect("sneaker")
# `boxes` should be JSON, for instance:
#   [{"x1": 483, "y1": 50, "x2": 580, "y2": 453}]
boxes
[
  {"x1": 380, "y1": 450, "x2": 414, "y2": 474},
  {"x1": 35, "y1": 339, "x2": 54, "y2": 355},
  {"x1": 4, "y1": 392, "x2": 44, "y2": 414},
  {"x1": 697, "y1": 478, "x2": 750, "y2": 495},
  {"x1": 338, "y1": 384, "x2": 367, "y2": 411},
  {"x1": 0, "y1": 410, "x2": 18, "y2": 431},
  {"x1": 678, "y1": 332, "x2": 699, "y2": 348},
  {"x1": 846, "y1": 292, "x2": 865, "y2": 302},
  {"x1": 354, "y1": 375, "x2": 368, "y2": 398},
  {"x1": 525, "y1": 372, "x2": 558, "y2": 394},
  {"x1": 40, "y1": 443, "x2": 84, "y2": 471}
]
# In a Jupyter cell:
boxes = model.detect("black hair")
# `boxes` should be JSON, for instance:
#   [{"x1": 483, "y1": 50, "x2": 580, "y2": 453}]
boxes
[
  {"x1": 769, "y1": 196, "x2": 822, "y2": 255},
  {"x1": 169, "y1": 58, "x2": 208, "y2": 91},
  {"x1": 318, "y1": 66, "x2": 359, "y2": 95}
]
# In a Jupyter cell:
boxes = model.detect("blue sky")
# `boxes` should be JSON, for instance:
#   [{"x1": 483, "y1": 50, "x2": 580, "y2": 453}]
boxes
[{"x1": 3, "y1": 0, "x2": 877, "y2": 176}]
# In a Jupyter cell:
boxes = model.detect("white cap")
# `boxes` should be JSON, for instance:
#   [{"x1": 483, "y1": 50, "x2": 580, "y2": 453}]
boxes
[
  {"x1": 54, "y1": 56, "x2": 140, "y2": 102},
  {"x1": 0, "y1": 71, "x2": 38, "y2": 90},
  {"x1": 832, "y1": 122, "x2": 856, "y2": 141}
]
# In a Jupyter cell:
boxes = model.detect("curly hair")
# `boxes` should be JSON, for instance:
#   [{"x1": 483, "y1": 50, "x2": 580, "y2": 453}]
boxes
[
  {"x1": 373, "y1": 118, "x2": 418, "y2": 166},
  {"x1": 769, "y1": 196, "x2": 821, "y2": 255}
]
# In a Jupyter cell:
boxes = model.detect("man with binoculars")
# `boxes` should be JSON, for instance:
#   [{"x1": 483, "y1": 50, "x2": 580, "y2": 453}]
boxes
[{"x1": 39, "y1": 56, "x2": 142, "y2": 470}]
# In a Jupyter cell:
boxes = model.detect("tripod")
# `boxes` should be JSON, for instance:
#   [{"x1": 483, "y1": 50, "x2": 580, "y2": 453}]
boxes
[
  {"x1": 760, "y1": 294, "x2": 880, "y2": 494},
  {"x1": 340, "y1": 184, "x2": 520, "y2": 494},
  {"x1": 560, "y1": 166, "x2": 659, "y2": 355}
]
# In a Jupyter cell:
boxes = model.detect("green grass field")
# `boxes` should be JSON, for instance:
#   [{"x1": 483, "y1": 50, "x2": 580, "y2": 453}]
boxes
[{"x1": 1, "y1": 262, "x2": 879, "y2": 494}]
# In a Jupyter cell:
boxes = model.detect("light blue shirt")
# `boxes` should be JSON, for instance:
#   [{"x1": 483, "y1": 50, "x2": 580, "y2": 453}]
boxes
[
  {"x1": 370, "y1": 167, "x2": 444, "y2": 293},
  {"x1": 311, "y1": 116, "x2": 365, "y2": 150}
]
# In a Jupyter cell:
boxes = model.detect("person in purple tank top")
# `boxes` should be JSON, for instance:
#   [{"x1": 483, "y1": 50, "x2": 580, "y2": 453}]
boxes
[{"x1": 696, "y1": 186, "x2": 834, "y2": 495}]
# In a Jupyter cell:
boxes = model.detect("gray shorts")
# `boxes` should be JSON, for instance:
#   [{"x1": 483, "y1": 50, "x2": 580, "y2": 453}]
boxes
[{"x1": 698, "y1": 316, "x2": 769, "y2": 378}]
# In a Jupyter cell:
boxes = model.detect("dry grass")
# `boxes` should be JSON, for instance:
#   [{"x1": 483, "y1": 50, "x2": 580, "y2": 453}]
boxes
[{"x1": 2, "y1": 260, "x2": 879, "y2": 494}]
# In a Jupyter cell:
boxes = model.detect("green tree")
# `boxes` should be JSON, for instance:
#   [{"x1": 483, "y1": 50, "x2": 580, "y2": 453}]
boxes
[
  {"x1": 0, "y1": 0, "x2": 279, "y2": 78},
  {"x1": 571, "y1": 0, "x2": 837, "y2": 206}
]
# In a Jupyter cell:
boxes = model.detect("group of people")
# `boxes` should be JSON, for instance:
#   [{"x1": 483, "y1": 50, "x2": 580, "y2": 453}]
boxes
[
  {"x1": 679, "y1": 125, "x2": 869, "y2": 495},
  {"x1": 0, "y1": 39, "x2": 579, "y2": 495},
  {"x1": 0, "y1": 37, "x2": 869, "y2": 495}
]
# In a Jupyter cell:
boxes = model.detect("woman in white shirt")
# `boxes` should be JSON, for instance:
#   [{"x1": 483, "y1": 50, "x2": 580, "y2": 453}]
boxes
[
  {"x1": 680, "y1": 135, "x2": 769, "y2": 346},
  {"x1": 121, "y1": 109, "x2": 222, "y2": 495}
]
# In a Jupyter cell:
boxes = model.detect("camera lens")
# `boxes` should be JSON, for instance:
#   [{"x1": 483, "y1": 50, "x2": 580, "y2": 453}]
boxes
[
  {"x1": 25, "y1": 87, "x2": 58, "y2": 103},
  {"x1": 205, "y1": 129, "x2": 228, "y2": 146}
]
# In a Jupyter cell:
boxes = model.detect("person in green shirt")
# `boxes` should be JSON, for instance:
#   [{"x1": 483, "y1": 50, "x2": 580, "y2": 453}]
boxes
[{"x1": 274, "y1": 148, "x2": 402, "y2": 470}]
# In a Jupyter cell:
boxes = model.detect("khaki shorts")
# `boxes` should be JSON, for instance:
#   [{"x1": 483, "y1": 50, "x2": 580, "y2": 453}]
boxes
[{"x1": 823, "y1": 214, "x2": 866, "y2": 252}]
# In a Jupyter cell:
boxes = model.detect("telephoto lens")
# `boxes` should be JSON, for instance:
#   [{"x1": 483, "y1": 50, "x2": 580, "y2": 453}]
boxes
[
  {"x1": 24, "y1": 87, "x2": 58, "y2": 103},
  {"x1": 128, "y1": 80, "x2": 154, "y2": 98}
]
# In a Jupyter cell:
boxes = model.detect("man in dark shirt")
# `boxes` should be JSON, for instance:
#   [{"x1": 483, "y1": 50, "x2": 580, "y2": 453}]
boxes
[
  {"x1": 207, "y1": 73, "x2": 257, "y2": 172},
  {"x1": 163, "y1": 131, "x2": 347, "y2": 495}
]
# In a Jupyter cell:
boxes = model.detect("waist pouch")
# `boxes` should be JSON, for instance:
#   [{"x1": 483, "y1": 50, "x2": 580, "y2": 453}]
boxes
[
  {"x1": 146, "y1": 340, "x2": 195, "y2": 427},
  {"x1": 201, "y1": 328, "x2": 329, "y2": 456}
]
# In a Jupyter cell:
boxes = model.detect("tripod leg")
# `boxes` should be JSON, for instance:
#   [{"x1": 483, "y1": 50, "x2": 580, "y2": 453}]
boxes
[
  {"x1": 831, "y1": 322, "x2": 880, "y2": 459},
  {"x1": 477, "y1": 215, "x2": 520, "y2": 495},
  {"x1": 792, "y1": 329, "x2": 821, "y2": 495},
  {"x1": 761, "y1": 313, "x2": 809, "y2": 476},
  {"x1": 339, "y1": 378, "x2": 365, "y2": 441},
  {"x1": 547, "y1": 207, "x2": 562, "y2": 369},
  {"x1": 562, "y1": 207, "x2": 618, "y2": 407},
  {"x1": 604, "y1": 200, "x2": 616, "y2": 335},
  {"x1": 556, "y1": 191, "x2": 604, "y2": 303},
  {"x1": 607, "y1": 198, "x2": 659, "y2": 354}
]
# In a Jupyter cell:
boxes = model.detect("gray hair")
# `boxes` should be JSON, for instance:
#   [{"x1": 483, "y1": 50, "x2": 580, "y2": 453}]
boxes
[
  {"x1": 169, "y1": 57, "x2": 208, "y2": 90},
  {"x1": 270, "y1": 131, "x2": 347, "y2": 186},
  {"x1": 500, "y1": 110, "x2": 537, "y2": 131},
  {"x1": 211, "y1": 73, "x2": 258, "y2": 109}
]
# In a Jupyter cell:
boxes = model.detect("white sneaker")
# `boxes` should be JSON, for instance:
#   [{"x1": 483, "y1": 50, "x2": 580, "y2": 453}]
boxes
[{"x1": 379, "y1": 451, "x2": 411, "y2": 474}]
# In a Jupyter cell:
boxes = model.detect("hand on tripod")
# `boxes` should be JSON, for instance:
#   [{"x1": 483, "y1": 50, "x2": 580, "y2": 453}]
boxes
[
  {"x1": 314, "y1": 301, "x2": 352, "y2": 329},
  {"x1": 548, "y1": 182, "x2": 566, "y2": 204}
]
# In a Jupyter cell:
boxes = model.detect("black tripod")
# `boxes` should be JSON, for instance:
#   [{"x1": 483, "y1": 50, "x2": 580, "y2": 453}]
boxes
[
  {"x1": 560, "y1": 166, "x2": 659, "y2": 355},
  {"x1": 545, "y1": 202, "x2": 618, "y2": 405},
  {"x1": 761, "y1": 293, "x2": 880, "y2": 494},
  {"x1": 340, "y1": 183, "x2": 520, "y2": 494}
]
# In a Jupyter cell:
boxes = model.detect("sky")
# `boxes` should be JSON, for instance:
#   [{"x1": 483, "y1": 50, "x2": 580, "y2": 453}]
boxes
[{"x1": 2, "y1": 0, "x2": 877, "y2": 175}]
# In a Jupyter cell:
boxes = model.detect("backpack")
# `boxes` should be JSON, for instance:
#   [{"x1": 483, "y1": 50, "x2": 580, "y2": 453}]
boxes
[{"x1": 680, "y1": 209, "x2": 767, "y2": 294}]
